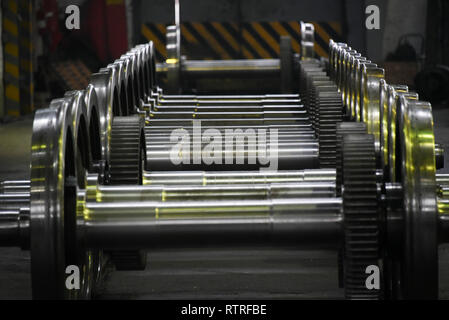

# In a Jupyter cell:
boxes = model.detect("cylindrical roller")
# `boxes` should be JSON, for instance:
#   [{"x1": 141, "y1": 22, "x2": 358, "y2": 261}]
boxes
[
  {"x1": 78, "y1": 195, "x2": 343, "y2": 249},
  {"x1": 0, "y1": 192, "x2": 30, "y2": 210},
  {"x1": 158, "y1": 94, "x2": 300, "y2": 100},
  {"x1": 145, "y1": 125, "x2": 314, "y2": 135},
  {"x1": 0, "y1": 180, "x2": 30, "y2": 193},
  {"x1": 145, "y1": 127, "x2": 315, "y2": 144},
  {"x1": 146, "y1": 124, "x2": 313, "y2": 131},
  {"x1": 145, "y1": 118, "x2": 310, "y2": 126},
  {"x1": 148, "y1": 104, "x2": 302, "y2": 112},
  {"x1": 146, "y1": 140, "x2": 319, "y2": 170},
  {"x1": 142, "y1": 169, "x2": 336, "y2": 185},
  {"x1": 153, "y1": 99, "x2": 302, "y2": 107},
  {"x1": 147, "y1": 110, "x2": 307, "y2": 120},
  {"x1": 157, "y1": 59, "x2": 281, "y2": 78},
  {"x1": 145, "y1": 128, "x2": 316, "y2": 145},
  {"x1": 87, "y1": 182, "x2": 336, "y2": 202},
  {"x1": 147, "y1": 136, "x2": 316, "y2": 145}
]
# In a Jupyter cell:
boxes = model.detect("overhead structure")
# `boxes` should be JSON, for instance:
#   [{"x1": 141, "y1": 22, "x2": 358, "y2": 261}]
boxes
[{"x1": 157, "y1": 22, "x2": 316, "y2": 93}]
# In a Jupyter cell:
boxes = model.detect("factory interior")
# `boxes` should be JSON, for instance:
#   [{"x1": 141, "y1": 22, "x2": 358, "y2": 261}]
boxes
[{"x1": 1, "y1": 0, "x2": 449, "y2": 301}]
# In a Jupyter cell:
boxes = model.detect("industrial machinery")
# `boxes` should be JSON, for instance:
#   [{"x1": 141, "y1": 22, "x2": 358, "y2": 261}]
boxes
[
  {"x1": 156, "y1": 22, "x2": 316, "y2": 94},
  {"x1": 1, "y1": 22, "x2": 448, "y2": 300}
]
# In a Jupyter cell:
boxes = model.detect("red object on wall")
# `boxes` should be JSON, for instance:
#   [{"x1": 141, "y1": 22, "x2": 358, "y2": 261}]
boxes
[
  {"x1": 86, "y1": 0, "x2": 128, "y2": 64},
  {"x1": 38, "y1": 0, "x2": 62, "y2": 52},
  {"x1": 86, "y1": 0, "x2": 108, "y2": 63},
  {"x1": 105, "y1": 0, "x2": 129, "y2": 60}
]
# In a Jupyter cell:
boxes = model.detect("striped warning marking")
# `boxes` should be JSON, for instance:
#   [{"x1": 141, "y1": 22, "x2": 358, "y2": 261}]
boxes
[
  {"x1": 2, "y1": 0, "x2": 21, "y2": 116},
  {"x1": 141, "y1": 24, "x2": 166, "y2": 61},
  {"x1": 141, "y1": 21, "x2": 343, "y2": 62},
  {"x1": 18, "y1": 0, "x2": 34, "y2": 114}
]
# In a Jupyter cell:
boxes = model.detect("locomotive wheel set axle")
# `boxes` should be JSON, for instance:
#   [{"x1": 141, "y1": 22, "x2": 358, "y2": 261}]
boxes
[{"x1": 0, "y1": 25, "x2": 448, "y2": 300}]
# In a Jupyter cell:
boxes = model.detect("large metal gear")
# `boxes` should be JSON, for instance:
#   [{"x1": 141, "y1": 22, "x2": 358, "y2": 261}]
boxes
[
  {"x1": 315, "y1": 87, "x2": 343, "y2": 168},
  {"x1": 109, "y1": 116, "x2": 145, "y2": 185},
  {"x1": 336, "y1": 122, "x2": 368, "y2": 193},
  {"x1": 341, "y1": 133, "x2": 381, "y2": 299},
  {"x1": 108, "y1": 115, "x2": 148, "y2": 271}
]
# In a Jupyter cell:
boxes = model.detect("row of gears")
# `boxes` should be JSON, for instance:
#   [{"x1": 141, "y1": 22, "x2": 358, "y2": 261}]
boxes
[
  {"x1": 300, "y1": 58, "x2": 381, "y2": 299},
  {"x1": 299, "y1": 60, "x2": 343, "y2": 168}
]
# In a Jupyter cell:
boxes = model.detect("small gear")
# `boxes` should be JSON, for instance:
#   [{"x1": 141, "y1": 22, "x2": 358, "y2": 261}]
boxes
[
  {"x1": 336, "y1": 122, "x2": 367, "y2": 195},
  {"x1": 299, "y1": 60, "x2": 325, "y2": 111},
  {"x1": 315, "y1": 87, "x2": 343, "y2": 168},
  {"x1": 307, "y1": 76, "x2": 333, "y2": 131},
  {"x1": 109, "y1": 116, "x2": 145, "y2": 185},
  {"x1": 108, "y1": 115, "x2": 148, "y2": 271},
  {"x1": 341, "y1": 133, "x2": 382, "y2": 299}
]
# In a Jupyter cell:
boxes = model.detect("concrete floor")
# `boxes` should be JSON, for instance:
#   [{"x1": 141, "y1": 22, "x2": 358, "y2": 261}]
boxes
[{"x1": 1, "y1": 104, "x2": 449, "y2": 299}]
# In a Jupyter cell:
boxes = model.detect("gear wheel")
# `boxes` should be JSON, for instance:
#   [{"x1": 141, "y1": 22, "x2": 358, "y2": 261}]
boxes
[
  {"x1": 108, "y1": 115, "x2": 148, "y2": 271},
  {"x1": 109, "y1": 116, "x2": 145, "y2": 185},
  {"x1": 315, "y1": 87, "x2": 343, "y2": 168},
  {"x1": 341, "y1": 133, "x2": 382, "y2": 299},
  {"x1": 335, "y1": 122, "x2": 368, "y2": 289},
  {"x1": 336, "y1": 122, "x2": 367, "y2": 195}
]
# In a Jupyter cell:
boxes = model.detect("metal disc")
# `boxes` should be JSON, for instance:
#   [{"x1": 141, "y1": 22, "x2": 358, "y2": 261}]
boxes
[
  {"x1": 90, "y1": 68, "x2": 119, "y2": 163},
  {"x1": 396, "y1": 96, "x2": 438, "y2": 299},
  {"x1": 387, "y1": 91, "x2": 418, "y2": 183},
  {"x1": 360, "y1": 64, "x2": 384, "y2": 153},
  {"x1": 30, "y1": 96, "x2": 82, "y2": 299}
]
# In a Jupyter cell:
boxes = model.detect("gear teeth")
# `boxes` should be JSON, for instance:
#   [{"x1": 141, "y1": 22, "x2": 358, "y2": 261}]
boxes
[
  {"x1": 299, "y1": 59, "x2": 325, "y2": 113},
  {"x1": 341, "y1": 133, "x2": 382, "y2": 300},
  {"x1": 109, "y1": 116, "x2": 145, "y2": 185},
  {"x1": 108, "y1": 115, "x2": 147, "y2": 271},
  {"x1": 315, "y1": 88, "x2": 343, "y2": 168},
  {"x1": 336, "y1": 122, "x2": 368, "y2": 195},
  {"x1": 299, "y1": 59, "x2": 344, "y2": 168}
]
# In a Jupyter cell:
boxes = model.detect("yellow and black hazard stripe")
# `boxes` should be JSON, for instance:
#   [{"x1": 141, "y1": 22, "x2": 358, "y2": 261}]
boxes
[
  {"x1": 141, "y1": 20, "x2": 343, "y2": 62},
  {"x1": 141, "y1": 23, "x2": 167, "y2": 62},
  {"x1": 2, "y1": 0, "x2": 21, "y2": 117},
  {"x1": 18, "y1": 0, "x2": 34, "y2": 114}
]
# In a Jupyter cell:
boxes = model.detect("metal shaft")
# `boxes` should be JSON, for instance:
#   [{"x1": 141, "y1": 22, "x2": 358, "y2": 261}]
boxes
[
  {"x1": 147, "y1": 104, "x2": 302, "y2": 112},
  {"x1": 157, "y1": 94, "x2": 300, "y2": 100},
  {"x1": 78, "y1": 188, "x2": 343, "y2": 249},
  {"x1": 142, "y1": 169, "x2": 336, "y2": 185},
  {"x1": 145, "y1": 141, "x2": 319, "y2": 170},
  {"x1": 145, "y1": 124, "x2": 313, "y2": 130},
  {"x1": 88, "y1": 182, "x2": 336, "y2": 202},
  {"x1": 147, "y1": 110, "x2": 307, "y2": 120},
  {"x1": 158, "y1": 94, "x2": 300, "y2": 100},
  {"x1": 157, "y1": 59, "x2": 281, "y2": 79},
  {"x1": 145, "y1": 130, "x2": 316, "y2": 142},
  {"x1": 145, "y1": 118, "x2": 310, "y2": 126},
  {"x1": 152, "y1": 100, "x2": 302, "y2": 107}
]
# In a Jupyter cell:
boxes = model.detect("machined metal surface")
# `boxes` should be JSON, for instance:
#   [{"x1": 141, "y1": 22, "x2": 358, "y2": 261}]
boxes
[
  {"x1": 0, "y1": 28, "x2": 448, "y2": 301},
  {"x1": 397, "y1": 97, "x2": 438, "y2": 299}
]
